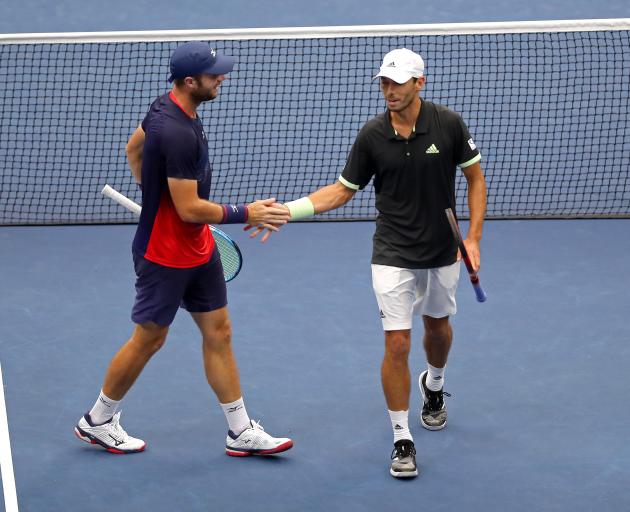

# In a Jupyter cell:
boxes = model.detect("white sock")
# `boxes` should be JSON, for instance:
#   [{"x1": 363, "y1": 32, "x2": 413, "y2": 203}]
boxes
[
  {"x1": 388, "y1": 409, "x2": 413, "y2": 443},
  {"x1": 427, "y1": 363, "x2": 445, "y2": 392},
  {"x1": 220, "y1": 397, "x2": 251, "y2": 436},
  {"x1": 88, "y1": 390, "x2": 121, "y2": 425}
]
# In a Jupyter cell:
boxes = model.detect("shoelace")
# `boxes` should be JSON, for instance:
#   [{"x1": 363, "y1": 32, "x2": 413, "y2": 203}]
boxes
[
  {"x1": 391, "y1": 442, "x2": 416, "y2": 460},
  {"x1": 426, "y1": 388, "x2": 452, "y2": 411},
  {"x1": 250, "y1": 420, "x2": 265, "y2": 432},
  {"x1": 109, "y1": 413, "x2": 130, "y2": 443}
]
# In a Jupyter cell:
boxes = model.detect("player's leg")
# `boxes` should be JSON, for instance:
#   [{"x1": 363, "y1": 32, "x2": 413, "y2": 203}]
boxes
[
  {"x1": 74, "y1": 322, "x2": 168, "y2": 453},
  {"x1": 75, "y1": 255, "x2": 186, "y2": 453},
  {"x1": 415, "y1": 261, "x2": 459, "y2": 430},
  {"x1": 372, "y1": 264, "x2": 418, "y2": 478},
  {"x1": 418, "y1": 315, "x2": 452, "y2": 430},
  {"x1": 102, "y1": 322, "x2": 170, "y2": 400},
  {"x1": 382, "y1": 329, "x2": 412, "y2": 412},
  {"x1": 185, "y1": 253, "x2": 292, "y2": 456},
  {"x1": 422, "y1": 314, "x2": 452, "y2": 370},
  {"x1": 190, "y1": 308, "x2": 241, "y2": 406},
  {"x1": 383, "y1": 329, "x2": 418, "y2": 477},
  {"x1": 191, "y1": 308, "x2": 293, "y2": 456}
]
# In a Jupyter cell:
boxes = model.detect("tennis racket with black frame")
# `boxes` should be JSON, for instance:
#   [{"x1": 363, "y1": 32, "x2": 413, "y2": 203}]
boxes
[
  {"x1": 101, "y1": 184, "x2": 242, "y2": 282},
  {"x1": 445, "y1": 207, "x2": 487, "y2": 302}
]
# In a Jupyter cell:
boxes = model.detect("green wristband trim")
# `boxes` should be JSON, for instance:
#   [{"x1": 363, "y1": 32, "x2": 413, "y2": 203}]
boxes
[
  {"x1": 459, "y1": 153, "x2": 481, "y2": 168},
  {"x1": 338, "y1": 175, "x2": 360, "y2": 190},
  {"x1": 286, "y1": 197, "x2": 315, "y2": 221}
]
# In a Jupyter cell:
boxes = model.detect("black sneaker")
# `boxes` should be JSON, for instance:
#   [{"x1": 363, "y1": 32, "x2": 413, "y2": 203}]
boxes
[
  {"x1": 419, "y1": 370, "x2": 450, "y2": 430},
  {"x1": 390, "y1": 439, "x2": 418, "y2": 478}
]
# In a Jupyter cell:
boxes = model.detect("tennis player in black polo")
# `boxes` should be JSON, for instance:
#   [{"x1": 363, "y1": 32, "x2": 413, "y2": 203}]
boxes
[{"x1": 254, "y1": 48, "x2": 487, "y2": 477}]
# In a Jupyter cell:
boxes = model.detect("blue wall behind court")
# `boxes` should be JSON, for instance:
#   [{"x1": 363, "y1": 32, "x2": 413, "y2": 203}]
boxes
[{"x1": 1, "y1": 0, "x2": 629, "y2": 33}]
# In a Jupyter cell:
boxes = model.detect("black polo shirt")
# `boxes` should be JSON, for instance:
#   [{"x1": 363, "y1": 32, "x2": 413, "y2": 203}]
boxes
[{"x1": 340, "y1": 99, "x2": 481, "y2": 269}]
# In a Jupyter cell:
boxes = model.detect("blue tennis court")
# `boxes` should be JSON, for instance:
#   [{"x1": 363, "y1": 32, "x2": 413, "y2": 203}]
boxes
[
  {"x1": 1, "y1": 219, "x2": 629, "y2": 511},
  {"x1": 2, "y1": 1, "x2": 630, "y2": 511}
]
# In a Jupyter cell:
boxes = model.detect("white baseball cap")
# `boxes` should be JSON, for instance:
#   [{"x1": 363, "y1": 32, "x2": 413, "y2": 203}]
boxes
[{"x1": 373, "y1": 48, "x2": 425, "y2": 84}]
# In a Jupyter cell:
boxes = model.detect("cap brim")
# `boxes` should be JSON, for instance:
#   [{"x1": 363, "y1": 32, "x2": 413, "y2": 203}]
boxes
[
  {"x1": 373, "y1": 68, "x2": 415, "y2": 84},
  {"x1": 204, "y1": 54, "x2": 235, "y2": 75},
  {"x1": 167, "y1": 54, "x2": 235, "y2": 82}
]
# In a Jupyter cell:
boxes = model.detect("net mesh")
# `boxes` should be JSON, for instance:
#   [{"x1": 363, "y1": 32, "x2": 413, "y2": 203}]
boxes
[{"x1": 1, "y1": 27, "x2": 629, "y2": 224}]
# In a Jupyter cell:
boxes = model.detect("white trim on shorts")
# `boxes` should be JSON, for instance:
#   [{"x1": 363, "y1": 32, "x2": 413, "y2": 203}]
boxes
[{"x1": 371, "y1": 261, "x2": 460, "y2": 331}]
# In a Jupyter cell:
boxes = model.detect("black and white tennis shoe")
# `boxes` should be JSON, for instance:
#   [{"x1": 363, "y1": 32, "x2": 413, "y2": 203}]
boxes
[{"x1": 74, "y1": 411, "x2": 146, "y2": 454}]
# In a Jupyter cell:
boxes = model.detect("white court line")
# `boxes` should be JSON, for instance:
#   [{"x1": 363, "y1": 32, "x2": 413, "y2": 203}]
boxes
[{"x1": 0, "y1": 362, "x2": 19, "y2": 512}]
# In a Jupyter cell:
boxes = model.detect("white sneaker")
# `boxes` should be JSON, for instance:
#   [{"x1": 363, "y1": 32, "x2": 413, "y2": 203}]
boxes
[
  {"x1": 225, "y1": 420, "x2": 293, "y2": 456},
  {"x1": 74, "y1": 411, "x2": 146, "y2": 454}
]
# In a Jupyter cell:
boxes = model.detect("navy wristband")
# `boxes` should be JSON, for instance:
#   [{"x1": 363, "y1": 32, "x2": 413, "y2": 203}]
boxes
[{"x1": 220, "y1": 204, "x2": 248, "y2": 224}]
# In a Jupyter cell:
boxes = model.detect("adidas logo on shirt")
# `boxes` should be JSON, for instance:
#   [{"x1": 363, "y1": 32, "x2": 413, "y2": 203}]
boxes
[{"x1": 426, "y1": 144, "x2": 440, "y2": 154}]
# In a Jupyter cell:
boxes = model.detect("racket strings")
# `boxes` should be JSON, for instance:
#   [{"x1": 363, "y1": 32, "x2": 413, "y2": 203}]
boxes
[{"x1": 213, "y1": 233, "x2": 241, "y2": 281}]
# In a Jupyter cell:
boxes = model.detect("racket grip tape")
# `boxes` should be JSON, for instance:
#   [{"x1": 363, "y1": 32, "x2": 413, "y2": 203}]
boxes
[{"x1": 472, "y1": 281, "x2": 487, "y2": 302}]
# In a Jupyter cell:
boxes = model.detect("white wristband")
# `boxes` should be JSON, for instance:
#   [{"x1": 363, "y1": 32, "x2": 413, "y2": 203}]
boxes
[{"x1": 286, "y1": 197, "x2": 315, "y2": 221}]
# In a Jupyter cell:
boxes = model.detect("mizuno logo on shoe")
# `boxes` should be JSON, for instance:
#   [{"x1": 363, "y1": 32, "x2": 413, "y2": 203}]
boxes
[
  {"x1": 426, "y1": 144, "x2": 440, "y2": 154},
  {"x1": 108, "y1": 434, "x2": 124, "y2": 446}
]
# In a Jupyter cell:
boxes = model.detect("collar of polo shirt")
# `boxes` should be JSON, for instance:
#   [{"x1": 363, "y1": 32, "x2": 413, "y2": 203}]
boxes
[{"x1": 386, "y1": 99, "x2": 431, "y2": 140}]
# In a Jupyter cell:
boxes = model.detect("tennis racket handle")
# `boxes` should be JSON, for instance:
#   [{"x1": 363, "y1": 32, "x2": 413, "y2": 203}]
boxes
[
  {"x1": 101, "y1": 184, "x2": 142, "y2": 216},
  {"x1": 471, "y1": 280, "x2": 487, "y2": 302}
]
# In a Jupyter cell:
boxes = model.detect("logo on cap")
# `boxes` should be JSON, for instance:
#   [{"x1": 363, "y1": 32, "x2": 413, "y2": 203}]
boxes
[
  {"x1": 374, "y1": 48, "x2": 424, "y2": 84},
  {"x1": 168, "y1": 41, "x2": 235, "y2": 83}
]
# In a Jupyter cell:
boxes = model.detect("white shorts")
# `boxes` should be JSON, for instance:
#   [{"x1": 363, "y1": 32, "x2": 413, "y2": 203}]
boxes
[{"x1": 371, "y1": 262, "x2": 460, "y2": 331}]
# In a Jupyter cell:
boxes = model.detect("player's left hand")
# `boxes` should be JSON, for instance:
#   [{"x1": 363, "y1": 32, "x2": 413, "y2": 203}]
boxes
[
  {"x1": 243, "y1": 223, "x2": 277, "y2": 242},
  {"x1": 463, "y1": 238, "x2": 481, "y2": 271}
]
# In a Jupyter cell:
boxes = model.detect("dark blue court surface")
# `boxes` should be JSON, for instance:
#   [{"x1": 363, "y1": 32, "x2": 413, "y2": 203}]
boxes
[
  {"x1": 1, "y1": 220, "x2": 629, "y2": 511},
  {"x1": 2, "y1": 3, "x2": 630, "y2": 511}
]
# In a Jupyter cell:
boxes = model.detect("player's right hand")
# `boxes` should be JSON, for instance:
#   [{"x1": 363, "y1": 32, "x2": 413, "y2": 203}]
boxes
[
  {"x1": 246, "y1": 198, "x2": 290, "y2": 227},
  {"x1": 244, "y1": 200, "x2": 289, "y2": 242}
]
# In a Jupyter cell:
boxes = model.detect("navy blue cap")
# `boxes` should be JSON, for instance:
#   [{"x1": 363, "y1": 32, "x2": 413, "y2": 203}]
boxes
[{"x1": 168, "y1": 41, "x2": 235, "y2": 82}]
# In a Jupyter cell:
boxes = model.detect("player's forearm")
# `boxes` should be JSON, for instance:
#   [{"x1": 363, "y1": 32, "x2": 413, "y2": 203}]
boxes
[
  {"x1": 308, "y1": 182, "x2": 355, "y2": 214},
  {"x1": 178, "y1": 199, "x2": 226, "y2": 224},
  {"x1": 466, "y1": 176, "x2": 487, "y2": 242},
  {"x1": 286, "y1": 181, "x2": 355, "y2": 220}
]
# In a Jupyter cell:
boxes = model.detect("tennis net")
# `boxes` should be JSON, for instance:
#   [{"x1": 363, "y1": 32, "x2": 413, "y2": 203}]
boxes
[{"x1": 1, "y1": 19, "x2": 629, "y2": 224}]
